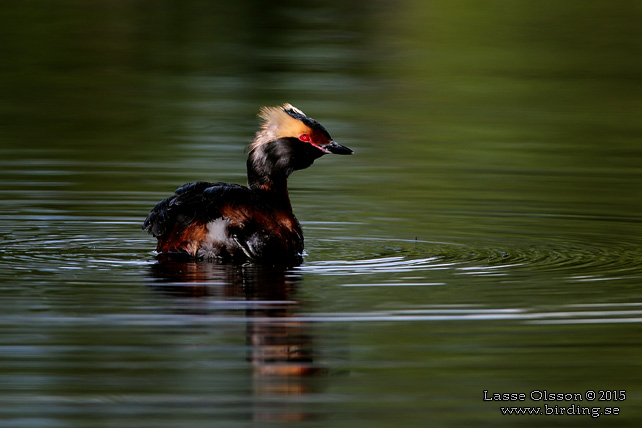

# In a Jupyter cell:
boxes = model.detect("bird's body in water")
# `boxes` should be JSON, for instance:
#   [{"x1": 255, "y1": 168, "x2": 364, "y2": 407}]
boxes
[{"x1": 143, "y1": 104, "x2": 352, "y2": 264}]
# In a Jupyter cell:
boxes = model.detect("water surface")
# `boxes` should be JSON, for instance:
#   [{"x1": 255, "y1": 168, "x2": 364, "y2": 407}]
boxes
[{"x1": 2, "y1": 1, "x2": 642, "y2": 427}]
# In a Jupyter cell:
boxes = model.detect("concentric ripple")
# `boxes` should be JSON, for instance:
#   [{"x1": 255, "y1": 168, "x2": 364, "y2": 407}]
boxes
[
  {"x1": 302, "y1": 237, "x2": 642, "y2": 283},
  {"x1": 2, "y1": 213, "x2": 641, "y2": 286}
]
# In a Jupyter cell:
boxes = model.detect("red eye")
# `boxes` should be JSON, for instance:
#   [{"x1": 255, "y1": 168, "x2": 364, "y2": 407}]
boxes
[{"x1": 299, "y1": 133, "x2": 310, "y2": 142}]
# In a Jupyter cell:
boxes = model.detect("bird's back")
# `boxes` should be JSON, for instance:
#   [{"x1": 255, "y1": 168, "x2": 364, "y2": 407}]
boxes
[{"x1": 143, "y1": 181, "x2": 303, "y2": 263}]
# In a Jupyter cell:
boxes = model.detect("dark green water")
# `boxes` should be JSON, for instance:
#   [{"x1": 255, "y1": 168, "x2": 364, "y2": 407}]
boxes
[{"x1": 2, "y1": 1, "x2": 642, "y2": 426}]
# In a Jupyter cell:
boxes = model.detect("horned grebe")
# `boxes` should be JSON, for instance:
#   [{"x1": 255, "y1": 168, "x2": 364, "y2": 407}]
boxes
[{"x1": 143, "y1": 103, "x2": 352, "y2": 264}]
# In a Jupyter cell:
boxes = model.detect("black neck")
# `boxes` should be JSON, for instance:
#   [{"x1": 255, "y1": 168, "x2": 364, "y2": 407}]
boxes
[
  {"x1": 246, "y1": 137, "x2": 323, "y2": 212},
  {"x1": 247, "y1": 156, "x2": 293, "y2": 211}
]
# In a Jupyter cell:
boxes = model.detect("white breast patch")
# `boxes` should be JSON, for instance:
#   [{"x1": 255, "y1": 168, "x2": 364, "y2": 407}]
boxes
[
  {"x1": 196, "y1": 218, "x2": 234, "y2": 258},
  {"x1": 205, "y1": 218, "x2": 231, "y2": 245}
]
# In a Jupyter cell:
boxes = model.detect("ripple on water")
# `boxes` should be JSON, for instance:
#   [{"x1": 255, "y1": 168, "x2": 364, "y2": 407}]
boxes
[
  {"x1": 2, "y1": 216, "x2": 641, "y2": 287},
  {"x1": 4, "y1": 303, "x2": 641, "y2": 327},
  {"x1": 3, "y1": 219, "x2": 642, "y2": 327},
  {"x1": 303, "y1": 236, "x2": 642, "y2": 284}
]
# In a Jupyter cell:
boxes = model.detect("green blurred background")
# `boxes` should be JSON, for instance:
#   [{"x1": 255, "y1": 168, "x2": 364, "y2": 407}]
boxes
[{"x1": 2, "y1": 1, "x2": 642, "y2": 426}]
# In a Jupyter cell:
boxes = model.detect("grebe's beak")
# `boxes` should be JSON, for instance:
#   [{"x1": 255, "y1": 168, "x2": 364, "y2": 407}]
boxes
[{"x1": 324, "y1": 140, "x2": 353, "y2": 155}]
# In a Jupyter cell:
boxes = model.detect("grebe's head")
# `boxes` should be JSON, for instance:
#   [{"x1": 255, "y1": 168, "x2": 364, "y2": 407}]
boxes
[{"x1": 248, "y1": 104, "x2": 352, "y2": 188}]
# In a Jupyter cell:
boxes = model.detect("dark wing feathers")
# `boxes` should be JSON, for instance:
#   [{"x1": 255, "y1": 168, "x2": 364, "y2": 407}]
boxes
[
  {"x1": 143, "y1": 181, "x2": 303, "y2": 262},
  {"x1": 142, "y1": 181, "x2": 255, "y2": 239}
]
